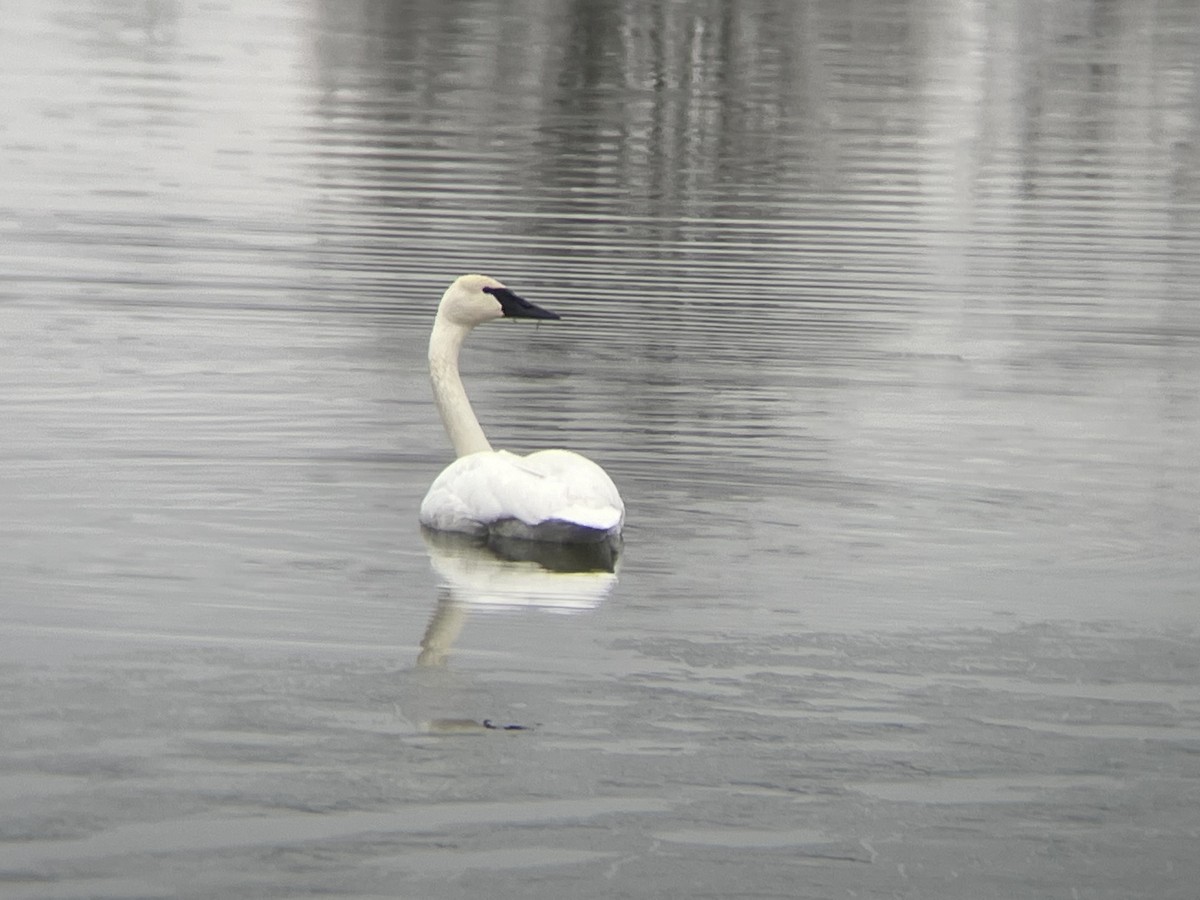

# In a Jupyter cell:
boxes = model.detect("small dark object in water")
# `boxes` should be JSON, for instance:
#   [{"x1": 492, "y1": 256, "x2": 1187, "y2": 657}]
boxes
[{"x1": 483, "y1": 719, "x2": 529, "y2": 731}]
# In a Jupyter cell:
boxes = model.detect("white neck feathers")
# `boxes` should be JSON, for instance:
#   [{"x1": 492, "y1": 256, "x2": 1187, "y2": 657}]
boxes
[{"x1": 428, "y1": 315, "x2": 493, "y2": 457}]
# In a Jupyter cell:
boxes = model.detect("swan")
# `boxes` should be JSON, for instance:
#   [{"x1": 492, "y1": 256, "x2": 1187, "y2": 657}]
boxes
[{"x1": 418, "y1": 274, "x2": 624, "y2": 544}]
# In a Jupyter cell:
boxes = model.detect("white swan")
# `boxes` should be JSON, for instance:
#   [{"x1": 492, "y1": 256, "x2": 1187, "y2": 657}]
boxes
[{"x1": 419, "y1": 274, "x2": 624, "y2": 544}]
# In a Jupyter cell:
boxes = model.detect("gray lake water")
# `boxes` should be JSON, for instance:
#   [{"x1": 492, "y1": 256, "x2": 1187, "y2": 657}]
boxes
[{"x1": 2, "y1": 1, "x2": 1199, "y2": 898}]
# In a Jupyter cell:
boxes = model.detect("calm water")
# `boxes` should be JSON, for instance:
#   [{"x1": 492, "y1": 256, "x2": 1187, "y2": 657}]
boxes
[{"x1": 2, "y1": 1, "x2": 1199, "y2": 897}]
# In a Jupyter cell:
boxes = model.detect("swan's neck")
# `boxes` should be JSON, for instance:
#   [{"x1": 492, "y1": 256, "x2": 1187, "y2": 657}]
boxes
[{"x1": 429, "y1": 316, "x2": 493, "y2": 458}]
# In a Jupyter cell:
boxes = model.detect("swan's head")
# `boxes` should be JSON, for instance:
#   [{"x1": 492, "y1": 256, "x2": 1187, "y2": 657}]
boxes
[{"x1": 437, "y1": 274, "x2": 561, "y2": 328}]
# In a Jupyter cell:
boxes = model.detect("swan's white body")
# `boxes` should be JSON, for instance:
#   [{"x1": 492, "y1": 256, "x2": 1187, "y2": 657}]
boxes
[
  {"x1": 421, "y1": 448, "x2": 624, "y2": 539},
  {"x1": 418, "y1": 275, "x2": 624, "y2": 544}
]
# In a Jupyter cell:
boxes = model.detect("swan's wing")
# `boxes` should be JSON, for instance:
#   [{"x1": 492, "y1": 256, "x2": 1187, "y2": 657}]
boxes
[
  {"x1": 514, "y1": 449, "x2": 624, "y2": 531},
  {"x1": 420, "y1": 449, "x2": 624, "y2": 534},
  {"x1": 419, "y1": 453, "x2": 507, "y2": 534}
]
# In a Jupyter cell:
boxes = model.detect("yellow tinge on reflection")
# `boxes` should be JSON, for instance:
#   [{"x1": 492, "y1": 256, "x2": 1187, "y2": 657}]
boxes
[{"x1": 417, "y1": 528, "x2": 620, "y2": 668}]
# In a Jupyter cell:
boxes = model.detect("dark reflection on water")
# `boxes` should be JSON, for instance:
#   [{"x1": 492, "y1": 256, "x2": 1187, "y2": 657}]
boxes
[
  {"x1": 421, "y1": 526, "x2": 622, "y2": 575},
  {"x1": 2, "y1": 1, "x2": 1199, "y2": 898}
]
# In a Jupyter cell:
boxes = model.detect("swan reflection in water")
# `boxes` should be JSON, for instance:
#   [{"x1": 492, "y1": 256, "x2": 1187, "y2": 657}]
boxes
[{"x1": 417, "y1": 527, "x2": 621, "y2": 668}]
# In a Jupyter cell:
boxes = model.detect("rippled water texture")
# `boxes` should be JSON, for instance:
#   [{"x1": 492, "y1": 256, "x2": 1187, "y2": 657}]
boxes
[{"x1": 2, "y1": 1, "x2": 1199, "y2": 898}]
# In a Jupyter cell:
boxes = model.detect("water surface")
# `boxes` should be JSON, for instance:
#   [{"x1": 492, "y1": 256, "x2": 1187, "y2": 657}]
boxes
[{"x1": 2, "y1": 1, "x2": 1199, "y2": 898}]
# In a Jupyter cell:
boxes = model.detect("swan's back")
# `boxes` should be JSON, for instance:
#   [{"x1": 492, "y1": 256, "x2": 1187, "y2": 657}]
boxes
[{"x1": 420, "y1": 448, "x2": 624, "y2": 542}]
